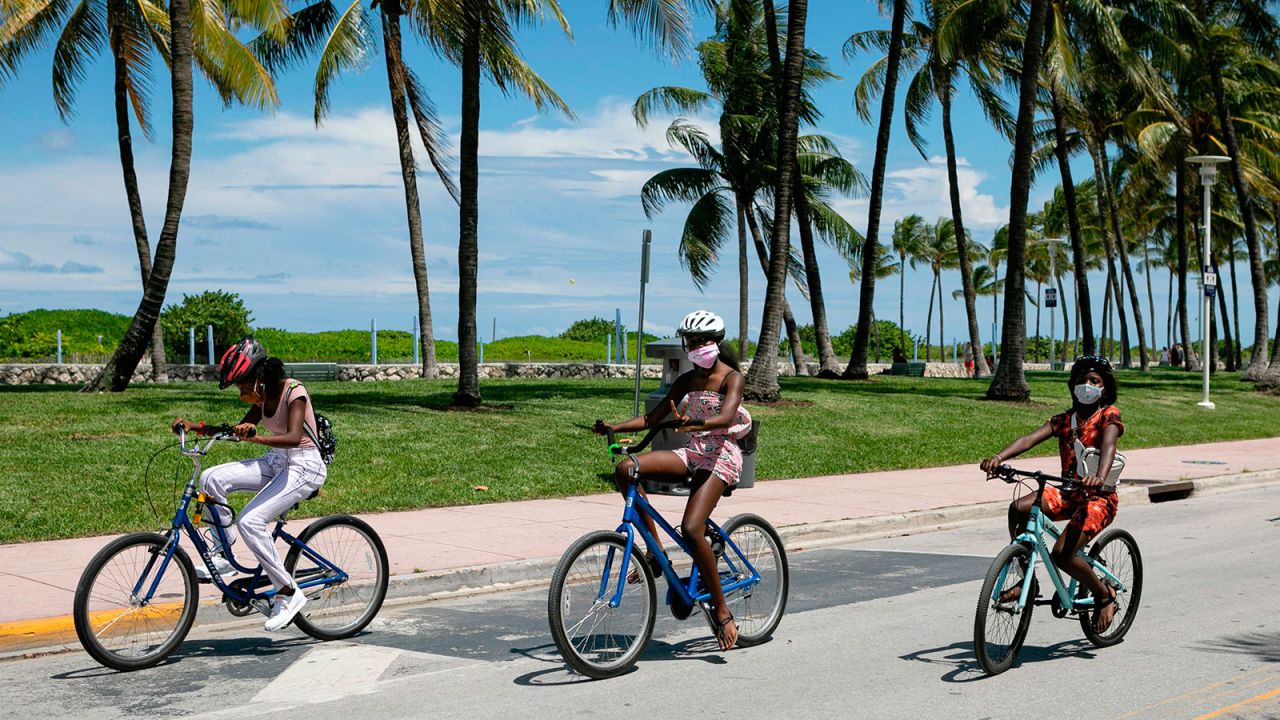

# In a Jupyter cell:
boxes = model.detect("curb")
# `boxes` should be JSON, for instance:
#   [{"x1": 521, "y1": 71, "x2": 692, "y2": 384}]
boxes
[{"x1": 5, "y1": 468, "x2": 1278, "y2": 661}]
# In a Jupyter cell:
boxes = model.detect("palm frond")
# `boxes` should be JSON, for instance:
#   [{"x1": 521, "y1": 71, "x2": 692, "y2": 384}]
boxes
[
  {"x1": 405, "y1": 65, "x2": 459, "y2": 203},
  {"x1": 632, "y1": 85, "x2": 712, "y2": 127},
  {"x1": 312, "y1": 0, "x2": 371, "y2": 123},
  {"x1": 679, "y1": 188, "x2": 734, "y2": 289},
  {"x1": 50, "y1": 0, "x2": 105, "y2": 120},
  {"x1": 640, "y1": 166, "x2": 722, "y2": 217}
]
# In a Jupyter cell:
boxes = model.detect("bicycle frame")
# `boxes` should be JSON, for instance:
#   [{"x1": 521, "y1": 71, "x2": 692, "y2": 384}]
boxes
[
  {"x1": 599, "y1": 480, "x2": 761, "y2": 610},
  {"x1": 1000, "y1": 497, "x2": 1128, "y2": 614},
  {"x1": 130, "y1": 432, "x2": 348, "y2": 611}
]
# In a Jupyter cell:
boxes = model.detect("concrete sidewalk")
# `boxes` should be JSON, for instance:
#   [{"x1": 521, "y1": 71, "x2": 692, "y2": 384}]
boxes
[{"x1": 3, "y1": 436, "x2": 1279, "y2": 654}]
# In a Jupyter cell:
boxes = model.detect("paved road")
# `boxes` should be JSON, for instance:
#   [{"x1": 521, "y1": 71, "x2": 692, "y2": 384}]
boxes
[{"x1": 5, "y1": 485, "x2": 1278, "y2": 720}]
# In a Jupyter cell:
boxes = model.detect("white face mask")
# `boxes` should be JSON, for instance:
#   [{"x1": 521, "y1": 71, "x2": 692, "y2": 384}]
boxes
[{"x1": 1074, "y1": 383, "x2": 1103, "y2": 405}]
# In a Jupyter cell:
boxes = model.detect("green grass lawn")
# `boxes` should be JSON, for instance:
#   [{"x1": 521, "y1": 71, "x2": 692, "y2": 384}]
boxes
[{"x1": 2, "y1": 369, "x2": 1276, "y2": 543}]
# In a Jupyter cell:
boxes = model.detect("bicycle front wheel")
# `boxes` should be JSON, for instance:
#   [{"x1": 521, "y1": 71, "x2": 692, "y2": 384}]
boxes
[
  {"x1": 718, "y1": 514, "x2": 788, "y2": 647},
  {"x1": 974, "y1": 543, "x2": 1035, "y2": 675},
  {"x1": 73, "y1": 532, "x2": 198, "y2": 671},
  {"x1": 548, "y1": 531, "x2": 655, "y2": 679},
  {"x1": 284, "y1": 515, "x2": 389, "y2": 641},
  {"x1": 1079, "y1": 528, "x2": 1143, "y2": 647}
]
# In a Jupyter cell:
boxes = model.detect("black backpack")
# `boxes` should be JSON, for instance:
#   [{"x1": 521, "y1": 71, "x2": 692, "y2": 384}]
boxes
[{"x1": 287, "y1": 383, "x2": 337, "y2": 464}]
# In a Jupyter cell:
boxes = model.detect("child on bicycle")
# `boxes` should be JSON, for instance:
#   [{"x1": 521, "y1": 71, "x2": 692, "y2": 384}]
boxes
[
  {"x1": 595, "y1": 310, "x2": 752, "y2": 652},
  {"x1": 979, "y1": 355, "x2": 1123, "y2": 632},
  {"x1": 171, "y1": 336, "x2": 326, "y2": 632}
]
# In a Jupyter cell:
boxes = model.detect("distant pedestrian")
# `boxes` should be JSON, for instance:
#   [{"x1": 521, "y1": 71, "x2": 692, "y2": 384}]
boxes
[
  {"x1": 892, "y1": 346, "x2": 908, "y2": 364},
  {"x1": 1171, "y1": 343, "x2": 1183, "y2": 366},
  {"x1": 963, "y1": 342, "x2": 975, "y2": 377},
  {"x1": 1159, "y1": 347, "x2": 1169, "y2": 366}
]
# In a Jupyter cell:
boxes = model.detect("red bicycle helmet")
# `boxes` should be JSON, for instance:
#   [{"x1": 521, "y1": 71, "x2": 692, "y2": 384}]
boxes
[{"x1": 217, "y1": 336, "x2": 267, "y2": 389}]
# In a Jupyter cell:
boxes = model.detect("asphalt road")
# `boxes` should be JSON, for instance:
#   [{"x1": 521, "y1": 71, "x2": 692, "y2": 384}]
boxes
[{"x1": 4, "y1": 485, "x2": 1278, "y2": 720}]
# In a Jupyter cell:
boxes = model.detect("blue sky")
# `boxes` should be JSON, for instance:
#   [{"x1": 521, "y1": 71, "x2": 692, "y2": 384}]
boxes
[{"x1": 0, "y1": 2, "x2": 1271, "y2": 350}]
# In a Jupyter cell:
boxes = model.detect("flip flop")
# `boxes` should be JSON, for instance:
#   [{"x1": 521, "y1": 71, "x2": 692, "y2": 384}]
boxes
[{"x1": 713, "y1": 612, "x2": 737, "y2": 651}]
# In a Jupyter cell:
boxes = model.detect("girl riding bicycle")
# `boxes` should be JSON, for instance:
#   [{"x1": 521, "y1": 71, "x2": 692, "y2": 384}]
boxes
[
  {"x1": 171, "y1": 336, "x2": 326, "y2": 632},
  {"x1": 979, "y1": 355, "x2": 1124, "y2": 632},
  {"x1": 595, "y1": 310, "x2": 752, "y2": 651}
]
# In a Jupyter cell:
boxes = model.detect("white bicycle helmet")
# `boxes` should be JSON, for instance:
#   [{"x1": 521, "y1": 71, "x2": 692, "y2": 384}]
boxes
[{"x1": 677, "y1": 310, "x2": 726, "y2": 339}]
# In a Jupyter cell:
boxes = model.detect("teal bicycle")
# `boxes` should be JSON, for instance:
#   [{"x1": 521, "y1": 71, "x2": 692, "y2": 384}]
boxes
[{"x1": 974, "y1": 465, "x2": 1143, "y2": 675}]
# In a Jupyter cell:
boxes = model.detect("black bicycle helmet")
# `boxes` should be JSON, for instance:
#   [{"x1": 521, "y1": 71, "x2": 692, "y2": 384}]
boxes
[
  {"x1": 1068, "y1": 355, "x2": 1117, "y2": 405},
  {"x1": 217, "y1": 336, "x2": 267, "y2": 389}
]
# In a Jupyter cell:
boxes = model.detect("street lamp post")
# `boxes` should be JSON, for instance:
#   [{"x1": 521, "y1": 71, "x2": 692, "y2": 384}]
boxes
[{"x1": 1186, "y1": 155, "x2": 1230, "y2": 410}]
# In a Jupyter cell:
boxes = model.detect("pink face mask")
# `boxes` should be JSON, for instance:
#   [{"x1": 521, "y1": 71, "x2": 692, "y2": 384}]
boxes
[{"x1": 688, "y1": 344, "x2": 720, "y2": 369}]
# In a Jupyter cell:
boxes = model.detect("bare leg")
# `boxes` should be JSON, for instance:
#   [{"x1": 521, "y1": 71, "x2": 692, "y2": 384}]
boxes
[
  {"x1": 999, "y1": 493, "x2": 1038, "y2": 602},
  {"x1": 614, "y1": 451, "x2": 687, "y2": 560},
  {"x1": 681, "y1": 478, "x2": 737, "y2": 651},
  {"x1": 1051, "y1": 526, "x2": 1114, "y2": 631}
]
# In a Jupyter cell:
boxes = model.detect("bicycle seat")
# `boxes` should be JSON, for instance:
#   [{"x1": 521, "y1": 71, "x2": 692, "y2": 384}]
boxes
[{"x1": 641, "y1": 468, "x2": 734, "y2": 497}]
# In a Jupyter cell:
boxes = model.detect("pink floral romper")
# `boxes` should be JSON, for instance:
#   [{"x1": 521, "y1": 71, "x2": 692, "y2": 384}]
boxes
[{"x1": 672, "y1": 389, "x2": 753, "y2": 486}]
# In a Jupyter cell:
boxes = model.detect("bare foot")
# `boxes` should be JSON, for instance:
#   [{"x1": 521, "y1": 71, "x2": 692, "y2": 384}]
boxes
[{"x1": 1093, "y1": 587, "x2": 1117, "y2": 632}]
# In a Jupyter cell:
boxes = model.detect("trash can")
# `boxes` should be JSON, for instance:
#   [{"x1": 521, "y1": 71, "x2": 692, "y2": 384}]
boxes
[{"x1": 643, "y1": 338, "x2": 756, "y2": 490}]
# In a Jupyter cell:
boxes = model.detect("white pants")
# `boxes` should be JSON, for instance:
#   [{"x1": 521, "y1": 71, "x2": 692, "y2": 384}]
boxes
[{"x1": 199, "y1": 448, "x2": 327, "y2": 591}]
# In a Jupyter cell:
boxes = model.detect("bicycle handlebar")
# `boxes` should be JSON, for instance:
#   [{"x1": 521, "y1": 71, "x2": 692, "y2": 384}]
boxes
[
  {"x1": 990, "y1": 464, "x2": 1082, "y2": 491},
  {"x1": 596, "y1": 418, "x2": 694, "y2": 457},
  {"x1": 174, "y1": 423, "x2": 255, "y2": 452}
]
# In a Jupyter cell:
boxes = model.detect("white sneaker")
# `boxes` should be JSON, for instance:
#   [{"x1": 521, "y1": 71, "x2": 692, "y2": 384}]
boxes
[
  {"x1": 264, "y1": 589, "x2": 308, "y2": 631},
  {"x1": 194, "y1": 554, "x2": 237, "y2": 582}
]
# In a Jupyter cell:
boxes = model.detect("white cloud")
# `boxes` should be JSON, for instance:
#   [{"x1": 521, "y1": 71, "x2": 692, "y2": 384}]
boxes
[{"x1": 833, "y1": 155, "x2": 1008, "y2": 233}]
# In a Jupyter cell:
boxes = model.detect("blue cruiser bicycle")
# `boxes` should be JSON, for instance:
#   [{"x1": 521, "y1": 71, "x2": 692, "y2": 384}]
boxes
[
  {"x1": 73, "y1": 425, "x2": 389, "y2": 671},
  {"x1": 547, "y1": 419, "x2": 788, "y2": 679},
  {"x1": 974, "y1": 465, "x2": 1143, "y2": 675}
]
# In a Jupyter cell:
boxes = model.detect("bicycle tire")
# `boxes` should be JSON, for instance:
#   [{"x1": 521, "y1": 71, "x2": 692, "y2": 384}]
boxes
[
  {"x1": 548, "y1": 531, "x2": 655, "y2": 679},
  {"x1": 73, "y1": 532, "x2": 198, "y2": 671},
  {"x1": 974, "y1": 543, "x2": 1035, "y2": 675},
  {"x1": 284, "y1": 515, "x2": 389, "y2": 640},
  {"x1": 1079, "y1": 528, "x2": 1142, "y2": 647},
  {"x1": 717, "y1": 514, "x2": 788, "y2": 647}
]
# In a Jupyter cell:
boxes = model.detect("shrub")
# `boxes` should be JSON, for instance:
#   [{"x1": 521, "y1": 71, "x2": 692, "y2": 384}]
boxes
[{"x1": 160, "y1": 291, "x2": 253, "y2": 362}]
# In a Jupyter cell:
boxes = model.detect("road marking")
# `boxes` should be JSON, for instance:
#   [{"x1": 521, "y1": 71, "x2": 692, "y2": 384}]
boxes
[
  {"x1": 253, "y1": 642, "x2": 400, "y2": 704},
  {"x1": 1116, "y1": 667, "x2": 1280, "y2": 719},
  {"x1": 0, "y1": 602, "x2": 186, "y2": 651},
  {"x1": 1194, "y1": 686, "x2": 1280, "y2": 719}
]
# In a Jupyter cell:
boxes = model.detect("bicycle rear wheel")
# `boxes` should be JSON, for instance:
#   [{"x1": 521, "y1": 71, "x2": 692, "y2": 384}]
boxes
[
  {"x1": 73, "y1": 532, "x2": 198, "y2": 671},
  {"x1": 974, "y1": 543, "x2": 1035, "y2": 675},
  {"x1": 548, "y1": 531, "x2": 655, "y2": 679},
  {"x1": 284, "y1": 515, "x2": 389, "y2": 641},
  {"x1": 717, "y1": 514, "x2": 788, "y2": 647},
  {"x1": 1079, "y1": 528, "x2": 1142, "y2": 647}
]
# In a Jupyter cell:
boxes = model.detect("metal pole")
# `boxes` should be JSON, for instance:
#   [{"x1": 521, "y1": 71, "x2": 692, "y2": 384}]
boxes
[
  {"x1": 1049, "y1": 249, "x2": 1056, "y2": 370},
  {"x1": 189, "y1": 327, "x2": 195, "y2": 365},
  {"x1": 56, "y1": 329, "x2": 62, "y2": 365},
  {"x1": 1199, "y1": 169, "x2": 1214, "y2": 408},
  {"x1": 413, "y1": 316, "x2": 419, "y2": 365},
  {"x1": 607, "y1": 333, "x2": 613, "y2": 365},
  {"x1": 207, "y1": 325, "x2": 214, "y2": 366},
  {"x1": 371, "y1": 318, "x2": 378, "y2": 367},
  {"x1": 633, "y1": 230, "x2": 652, "y2": 416}
]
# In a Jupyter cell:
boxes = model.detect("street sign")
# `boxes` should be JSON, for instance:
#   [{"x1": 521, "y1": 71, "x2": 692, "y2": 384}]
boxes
[
  {"x1": 1045, "y1": 287, "x2": 1057, "y2": 308},
  {"x1": 1204, "y1": 271, "x2": 1217, "y2": 297}
]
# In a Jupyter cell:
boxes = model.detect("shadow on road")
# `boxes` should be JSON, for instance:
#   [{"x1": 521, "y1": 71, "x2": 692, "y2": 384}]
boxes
[
  {"x1": 510, "y1": 635, "x2": 730, "y2": 686},
  {"x1": 1193, "y1": 631, "x2": 1280, "y2": 663},
  {"x1": 901, "y1": 638, "x2": 1096, "y2": 682}
]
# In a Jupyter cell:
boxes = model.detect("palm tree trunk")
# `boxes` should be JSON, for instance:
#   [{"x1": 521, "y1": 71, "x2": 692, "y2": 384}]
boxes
[
  {"x1": 941, "y1": 78, "x2": 987, "y2": 376},
  {"x1": 1143, "y1": 236, "x2": 1156, "y2": 354},
  {"x1": 1215, "y1": 259, "x2": 1234, "y2": 371},
  {"x1": 745, "y1": 0, "x2": 807, "y2": 402},
  {"x1": 1101, "y1": 278, "x2": 1111, "y2": 359},
  {"x1": 84, "y1": 0, "x2": 194, "y2": 392},
  {"x1": 1087, "y1": 141, "x2": 1132, "y2": 368},
  {"x1": 1206, "y1": 57, "x2": 1269, "y2": 381},
  {"x1": 737, "y1": 199, "x2": 749, "y2": 361},
  {"x1": 109, "y1": 18, "x2": 167, "y2": 382},
  {"x1": 924, "y1": 273, "x2": 936, "y2": 362},
  {"x1": 745, "y1": 207, "x2": 806, "y2": 376},
  {"x1": 1034, "y1": 280, "x2": 1042, "y2": 362},
  {"x1": 1176, "y1": 163, "x2": 1198, "y2": 371},
  {"x1": 1166, "y1": 270, "x2": 1173, "y2": 350},
  {"x1": 986, "y1": 0, "x2": 1049, "y2": 401},
  {"x1": 795, "y1": 191, "x2": 839, "y2": 373},
  {"x1": 1057, "y1": 271, "x2": 1069, "y2": 363},
  {"x1": 452, "y1": 2, "x2": 482, "y2": 406},
  {"x1": 899, "y1": 253, "x2": 907, "y2": 354},
  {"x1": 1098, "y1": 147, "x2": 1148, "y2": 370},
  {"x1": 1050, "y1": 86, "x2": 1094, "y2": 356},
  {"x1": 1229, "y1": 242, "x2": 1242, "y2": 369},
  {"x1": 845, "y1": 0, "x2": 906, "y2": 380},
  {"x1": 382, "y1": 2, "x2": 437, "y2": 379}
]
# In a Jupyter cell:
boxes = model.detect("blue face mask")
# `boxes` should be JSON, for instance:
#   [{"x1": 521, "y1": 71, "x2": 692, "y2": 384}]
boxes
[{"x1": 1074, "y1": 383, "x2": 1103, "y2": 405}]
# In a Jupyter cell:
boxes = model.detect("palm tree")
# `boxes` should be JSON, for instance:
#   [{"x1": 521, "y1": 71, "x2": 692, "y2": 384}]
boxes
[
  {"x1": 891, "y1": 214, "x2": 929, "y2": 353},
  {"x1": 81, "y1": 0, "x2": 197, "y2": 390},
  {"x1": 293, "y1": 0, "x2": 460, "y2": 379},
  {"x1": 3, "y1": 0, "x2": 280, "y2": 385},
  {"x1": 915, "y1": 219, "x2": 961, "y2": 362},
  {"x1": 891, "y1": 0, "x2": 1012, "y2": 376},
  {"x1": 843, "y1": 0, "x2": 907, "y2": 380},
  {"x1": 986, "y1": 0, "x2": 1052, "y2": 402},
  {"x1": 743, "y1": 0, "x2": 808, "y2": 402}
]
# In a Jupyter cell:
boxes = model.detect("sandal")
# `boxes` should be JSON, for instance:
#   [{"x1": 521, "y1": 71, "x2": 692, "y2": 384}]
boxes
[
  {"x1": 627, "y1": 551, "x2": 664, "y2": 584},
  {"x1": 713, "y1": 612, "x2": 737, "y2": 651}
]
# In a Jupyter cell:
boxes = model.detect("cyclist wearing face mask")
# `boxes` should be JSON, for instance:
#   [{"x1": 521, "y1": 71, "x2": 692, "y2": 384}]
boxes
[
  {"x1": 171, "y1": 336, "x2": 327, "y2": 632},
  {"x1": 595, "y1": 310, "x2": 753, "y2": 651},
  {"x1": 979, "y1": 355, "x2": 1124, "y2": 633}
]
